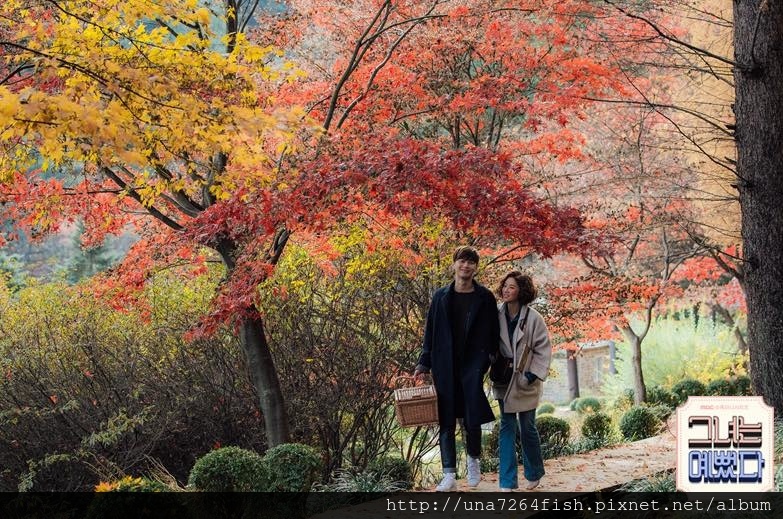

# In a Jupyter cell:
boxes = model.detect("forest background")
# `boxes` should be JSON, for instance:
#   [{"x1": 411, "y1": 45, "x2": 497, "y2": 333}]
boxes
[{"x1": 1, "y1": 0, "x2": 778, "y2": 491}]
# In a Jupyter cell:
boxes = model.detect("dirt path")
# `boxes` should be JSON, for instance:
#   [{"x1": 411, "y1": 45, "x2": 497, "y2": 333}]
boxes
[{"x1": 448, "y1": 423, "x2": 676, "y2": 493}]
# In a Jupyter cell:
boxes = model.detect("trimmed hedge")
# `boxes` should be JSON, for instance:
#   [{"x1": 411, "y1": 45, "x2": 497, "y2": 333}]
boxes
[
  {"x1": 671, "y1": 379, "x2": 706, "y2": 404},
  {"x1": 264, "y1": 443, "x2": 322, "y2": 492},
  {"x1": 619, "y1": 406, "x2": 660, "y2": 441},
  {"x1": 536, "y1": 415, "x2": 570, "y2": 459},
  {"x1": 581, "y1": 412, "x2": 613, "y2": 444},
  {"x1": 574, "y1": 397, "x2": 602, "y2": 414},
  {"x1": 646, "y1": 386, "x2": 677, "y2": 408},
  {"x1": 188, "y1": 446, "x2": 269, "y2": 492}
]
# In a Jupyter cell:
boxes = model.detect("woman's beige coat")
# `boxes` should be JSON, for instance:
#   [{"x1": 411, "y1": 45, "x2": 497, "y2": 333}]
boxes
[{"x1": 492, "y1": 303, "x2": 553, "y2": 413}]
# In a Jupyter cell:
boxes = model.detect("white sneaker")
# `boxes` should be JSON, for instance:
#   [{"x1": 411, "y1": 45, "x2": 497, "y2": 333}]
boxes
[
  {"x1": 525, "y1": 479, "x2": 540, "y2": 490},
  {"x1": 466, "y1": 456, "x2": 481, "y2": 487},
  {"x1": 436, "y1": 473, "x2": 457, "y2": 492},
  {"x1": 500, "y1": 487, "x2": 514, "y2": 492}
]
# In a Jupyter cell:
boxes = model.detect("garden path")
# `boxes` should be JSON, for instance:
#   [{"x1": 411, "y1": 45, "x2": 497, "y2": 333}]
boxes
[{"x1": 447, "y1": 417, "x2": 676, "y2": 493}]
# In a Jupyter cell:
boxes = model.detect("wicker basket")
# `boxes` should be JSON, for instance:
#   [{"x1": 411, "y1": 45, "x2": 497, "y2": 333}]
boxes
[{"x1": 394, "y1": 377, "x2": 438, "y2": 427}]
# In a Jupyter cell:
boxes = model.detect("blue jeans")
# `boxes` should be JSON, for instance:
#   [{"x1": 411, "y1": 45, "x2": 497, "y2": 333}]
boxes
[
  {"x1": 439, "y1": 421, "x2": 482, "y2": 473},
  {"x1": 498, "y1": 399, "x2": 545, "y2": 488}
]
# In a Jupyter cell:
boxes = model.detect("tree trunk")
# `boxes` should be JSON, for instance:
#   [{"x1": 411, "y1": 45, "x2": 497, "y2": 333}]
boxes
[
  {"x1": 621, "y1": 327, "x2": 646, "y2": 404},
  {"x1": 240, "y1": 314, "x2": 290, "y2": 447},
  {"x1": 734, "y1": 0, "x2": 783, "y2": 410},
  {"x1": 567, "y1": 353, "x2": 580, "y2": 401},
  {"x1": 215, "y1": 238, "x2": 290, "y2": 447}
]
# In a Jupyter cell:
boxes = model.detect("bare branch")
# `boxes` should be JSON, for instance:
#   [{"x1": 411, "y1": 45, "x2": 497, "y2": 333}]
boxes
[{"x1": 602, "y1": 0, "x2": 736, "y2": 67}]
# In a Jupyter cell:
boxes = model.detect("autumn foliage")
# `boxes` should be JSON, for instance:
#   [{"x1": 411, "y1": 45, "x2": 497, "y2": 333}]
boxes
[{"x1": 0, "y1": 0, "x2": 746, "y2": 442}]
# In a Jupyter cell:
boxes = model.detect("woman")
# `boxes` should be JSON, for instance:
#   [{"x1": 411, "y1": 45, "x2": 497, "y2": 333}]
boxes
[{"x1": 492, "y1": 270, "x2": 552, "y2": 491}]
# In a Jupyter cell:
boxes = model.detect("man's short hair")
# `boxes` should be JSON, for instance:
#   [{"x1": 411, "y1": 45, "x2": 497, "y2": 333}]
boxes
[{"x1": 453, "y1": 246, "x2": 479, "y2": 264}]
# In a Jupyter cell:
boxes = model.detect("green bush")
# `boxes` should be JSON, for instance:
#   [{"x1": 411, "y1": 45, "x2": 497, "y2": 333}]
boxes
[
  {"x1": 536, "y1": 415, "x2": 570, "y2": 459},
  {"x1": 188, "y1": 446, "x2": 269, "y2": 492},
  {"x1": 732, "y1": 376, "x2": 752, "y2": 396},
  {"x1": 366, "y1": 456, "x2": 413, "y2": 490},
  {"x1": 619, "y1": 406, "x2": 661, "y2": 441},
  {"x1": 574, "y1": 397, "x2": 602, "y2": 414},
  {"x1": 671, "y1": 379, "x2": 706, "y2": 404},
  {"x1": 706, "y1": 379, "x2": 735, "y2": 396},
  {"x1": 645, "y1": 386, "x2": 677, "y2": 408},
  {"x1": 537, "y1": 403, "x2": 556, "y2": 415},
  {"x1": 581, "y1": 412, "x2": 613, "y2": 445},
  {"x1": 569, "y1": 398, "x2": 581, "y2": 411},
  {"x1": 263, "y1": 443, "x2": 322, "y2": 492}
]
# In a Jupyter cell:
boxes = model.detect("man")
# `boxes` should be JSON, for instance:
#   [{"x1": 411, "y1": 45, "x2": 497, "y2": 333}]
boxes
[{"x1": 414, "y1": 246, "x2": 499, "y2": 491}]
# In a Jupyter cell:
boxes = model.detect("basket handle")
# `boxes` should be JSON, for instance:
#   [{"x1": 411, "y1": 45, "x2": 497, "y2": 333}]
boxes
[{"x1": 394, "y1": 374, "x2": 433, "y2": 388}]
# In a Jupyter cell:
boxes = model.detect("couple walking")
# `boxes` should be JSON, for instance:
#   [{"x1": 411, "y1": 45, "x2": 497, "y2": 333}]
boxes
[{"x1": 413, "y1": 246, "x2": 553, "y2": 492}]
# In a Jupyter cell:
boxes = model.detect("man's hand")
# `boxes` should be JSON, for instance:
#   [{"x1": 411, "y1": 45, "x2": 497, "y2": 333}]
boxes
[{"x1": 413, "y1": 366, "x2": 429, "y2": 381}]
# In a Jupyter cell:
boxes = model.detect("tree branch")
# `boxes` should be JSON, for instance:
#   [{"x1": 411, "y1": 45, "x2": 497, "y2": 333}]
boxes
[{"x1": 101, "y1": 166, "x2": 183, "y2": 231}]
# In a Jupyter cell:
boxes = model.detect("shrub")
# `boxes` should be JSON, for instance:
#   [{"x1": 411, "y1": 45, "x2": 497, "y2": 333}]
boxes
[
  {"x1": 89, "y1": 476, "x2": 185, "y2": 519},
  {"x1": 537, "y1": 403, "x2": 556, "y2": 415},
  {"x1": 569, "y1": 398, "x2": 581, "y2": 411},
  {"x1": 0, "y1": 278, "x2": 268, "y2": 491},
  {"x1": 260, "y1": 244, "x2": 440, "y2": 476},
  {"x1": 263, "y1": 443, "x2": 322, "y2": 492},
  {"x1": 581, "y1": 412, "x2": 613, "y2": 445},
  {"x1": 536, "y1": 415, "x2": 570, "y2": 459},
  {"x1": 366, "y1": 456, "x2": 413, "y2": 490},
  {"x1": 732, "y1": 376, "x2": 752, "y2": 396},
  {"x1": 309, "y1": 467, "x2": 406, "y2": 515},
  {"x1": 620, "y1": 471, "x2": 676, "y2": 492},
  {"x1": 645, "y1": 386, "x2": 677, "y2": 408},
  {"x1": 574, "y1": 397, "x2": 602, "y2": 414},
  {"x1": 671, "y1": 379, "x2": 706, "y2": 404},
  {"x1": 706, "y1": 379, "x2": 734, "y2": 396},
  {"x1": 315, "y1": 468, "x2": 406, "y2": 492},
  {"x1": 95, "y1": 476, "x2": 169, "y2": 492},
  {"x1": 188, "y1": 446, "x2": 269, "y2": 492},
  {"x1": 619, "y1": 406, "x2": 661, "y2": 441}
]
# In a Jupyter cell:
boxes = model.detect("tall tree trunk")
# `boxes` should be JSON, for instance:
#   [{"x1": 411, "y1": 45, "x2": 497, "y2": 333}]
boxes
[
  {"x1": 240, "y1": 313, "x2": 290, "y2": 446},
  {"x1": 734, "y1": 0, "x2": 783, "y2": 410},
  {"x1": 621, "y1": 326, "x2": 646, "y2": 404},
  {"x1": 567, "y1": 354, "x2": 580, "y2": 401},
  {"x1": 216, "y1": 238, "x2": 290, "y2": 447}
]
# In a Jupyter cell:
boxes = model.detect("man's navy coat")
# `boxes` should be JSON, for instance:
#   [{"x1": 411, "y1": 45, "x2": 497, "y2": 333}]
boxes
[{"x1": 417, "y1": 280, "x2": 499, "y2": 428}]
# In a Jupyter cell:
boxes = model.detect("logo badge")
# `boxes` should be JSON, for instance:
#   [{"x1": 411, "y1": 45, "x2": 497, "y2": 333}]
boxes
[{"x1": 676, "y1": 396, "x2": 774, "y2": 492}]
